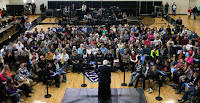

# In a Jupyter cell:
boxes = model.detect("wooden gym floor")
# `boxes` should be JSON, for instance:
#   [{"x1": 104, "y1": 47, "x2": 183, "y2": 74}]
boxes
[
  {"x1": 170, "y1": 15, "x2": 200, "y2": 35},
  {"x1": 21, "y1": 15, "x2": 200, "y2": 103},
  {"x1": 23, "y1": 72, "x2": 182, "y2": 103}
]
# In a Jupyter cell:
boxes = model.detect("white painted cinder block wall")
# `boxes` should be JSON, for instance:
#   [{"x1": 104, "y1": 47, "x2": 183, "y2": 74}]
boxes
[
  {"x1": 7, "y1": 0, "x2": 195, "y2": 15},
  {"x1": 0, "y1": 0, "x2": 9, "y2": 9},
  {"x1": 189, "y1": 0, "x2": 199, "y2": 8},
  {"x1": 196, "y1": 0, "x2": 200, "y2": 8}
]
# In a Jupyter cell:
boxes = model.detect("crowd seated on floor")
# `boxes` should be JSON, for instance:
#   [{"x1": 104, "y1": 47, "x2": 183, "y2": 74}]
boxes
[{"x1": 0, "y1": 15, "x2": 200, "y2": 103}]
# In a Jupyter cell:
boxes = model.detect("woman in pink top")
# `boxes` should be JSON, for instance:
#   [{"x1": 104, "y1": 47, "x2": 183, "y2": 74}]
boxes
[
  {"x1": 184, "y1": 53, "x2": 194, "y2": 65},
  {"x1": 130, "y1": 34, "x2": 137, "y2": 42},
  {"x1": 145, "y1": 38, "x2": 151, "y2": 46},
  {"x1": 0, "y1": 73, "x2": 7, "y2": 81},
  {"x1": 148, "y1": 31, "x2": 154, "y2": 41},
  {"x1": 1, "y1": 65, "x2": 11, "y2": 80}
]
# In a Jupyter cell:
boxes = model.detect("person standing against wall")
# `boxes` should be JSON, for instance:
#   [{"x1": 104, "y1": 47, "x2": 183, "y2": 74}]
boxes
[
  {"x1": 188, "y1": 7, "x2": 192, "y2": 19},
  {"x1": 63, "y1": 6, "x2": 67, "y2": 16},
  {"x1": 193, "y1": 6, "x2": 198, "y2": 20},
  {"x1": 67, "y1": 6, "x2": 71, "y2": 20},
  {"x1": 32, "y1": 3, "x2": 36, "y2": 15},
  {"x1": 2, "y1": 8, "x2": 6, "y2": 17},
  {"x1": 40, "y1": 3, "x2": 46, "y2": 14},
  {"x1": 198, "y1": 5, "x2": 200, "y2": 15},
  {"x1": 63, "y1": 6, "x2": 70, "y2": 20},
  {"x1": 82, "y1": 3, "x2": 87, "y2": 16},
  {"x1": 0, "y1": 9, "x2": 3, "y2": 18},
  {"x1": 172, "y1": 2, "x2": 177, "y2": 16},
  {"x1": 165, "y1": 2, "x2": 169, "y2": 15},
  {"x1": 71, "y1": 4, "x2": 76, "y2": 17}
]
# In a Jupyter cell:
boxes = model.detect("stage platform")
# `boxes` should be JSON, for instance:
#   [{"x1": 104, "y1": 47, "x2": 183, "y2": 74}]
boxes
[{"x1": 62, "y1": 88, "x2": 147, "y2": 103}]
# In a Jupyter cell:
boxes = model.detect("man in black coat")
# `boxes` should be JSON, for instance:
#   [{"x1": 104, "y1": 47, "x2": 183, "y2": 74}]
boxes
[
  {"x1": 176, "y1": 17, "x2": 182, "y2": 26},
  {"x1": 45, "y1": 62, "x2": 60, "y2": 87},
  {"x1": 143, "y1": 65, "x2": 160, "y2": 93},
  {"x1": 94, "y1": 60, "x2": 112, "y2": 101},
  {"x1": 32, "y1": 3, "x2": 36, "y2": 15},
  {"x1": 80, "y1": 49, "x2": 91, "y2": 68},
  {"x1": 38, "y1": 56, "x2": 48, "y2": 84},
  {"x1": 193, "y1": 6, "x2": 198, "y2": 20},
  {"x1": 94, "y1": 50, "x2": 104, "y2": 65},
  {"x1": 164, "y1": 44, "x2": 174, "y2": 59}
]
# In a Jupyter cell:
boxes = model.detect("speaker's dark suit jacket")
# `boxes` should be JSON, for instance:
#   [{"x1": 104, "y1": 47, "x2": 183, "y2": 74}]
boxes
[{"x1": 96, "y1": 65, "x2": 111, "y2": 84}]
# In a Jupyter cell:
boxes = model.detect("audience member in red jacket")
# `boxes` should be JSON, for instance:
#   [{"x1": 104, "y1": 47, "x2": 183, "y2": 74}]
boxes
[{"x1": 181, "y1": 36, "x2": 189, "y2": 45}]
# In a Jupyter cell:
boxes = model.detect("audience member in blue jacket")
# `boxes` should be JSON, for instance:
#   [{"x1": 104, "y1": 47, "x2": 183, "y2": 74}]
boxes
[
  {"x1": 57, "y1": 26, "x2": 63, "y2": 33},
  {"x1": 78, "y1": 44, "x2": 84, "y2": 55},
  {"x1": 87, "y1": 26, "x2": 93, "y2": 33},
  {"x1": 190, "y1": 31, "x2": 198, "y2": 40},
  {"x1": 100, "y1": 44, "x2": 108, "y2": 55}
]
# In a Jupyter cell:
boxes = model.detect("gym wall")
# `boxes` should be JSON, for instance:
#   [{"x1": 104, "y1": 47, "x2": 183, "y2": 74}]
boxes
[
  {"x1": 7, "y1": 0, "x2": 199, "y2": 15},
  {"x1": 0, "y1": 0, "x2": 9, "y2": 10}
]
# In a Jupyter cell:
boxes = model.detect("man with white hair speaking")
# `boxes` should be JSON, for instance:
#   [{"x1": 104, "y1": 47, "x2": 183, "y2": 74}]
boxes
[{"x1": 93, "y1": 60, "x2": 112, "y2": 101}]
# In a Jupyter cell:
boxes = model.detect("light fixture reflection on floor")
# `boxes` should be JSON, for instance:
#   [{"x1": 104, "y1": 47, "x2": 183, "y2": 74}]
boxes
[
  {"x1": 33, "y1": 100, "x2": 47, "y2": 103},
  {"x1": 163, "y1": 99, "x2": 175, "y2": 103}
]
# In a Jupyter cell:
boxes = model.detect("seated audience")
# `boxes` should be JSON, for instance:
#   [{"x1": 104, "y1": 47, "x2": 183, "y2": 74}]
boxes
[
  {"x1": 29, "y1": 51, "x2": 39, "y2": 61},
  {"x1": 150, "y1": 48, "x2": 159, "y2": 62},
  {"x1": 184, "y1": 53, "x2": 194, "y2": 65},
  {"x1": 20, "y1": 52, "x2": 29, "y2": 65},
  {"x1": 95, "y1": 50, "x2": 104, "y2": 65},
  {"x1": 11, "y1": 74, "x2": 32, "y2": 97},
  {"x1": 177, "y1": 79, "x2": 200, "y2": 103},
  {"x1": 144, "y1": 65, "x2": 160, "y2": 93},
  {"x1": 173, "y1": 59, "x2": 186, "y2": 83},
  {"x1": 13, "y1": 51, "x2": 21, "y2": 68},
  {"x1": 104, "y1": 50, "x2": 113, "y2": 66},
  {"x1": 45, "y1": 50, "x2": 53, "y2": 62},
  {"x1": 1, "y1": 15, "x2": 200, "y2": 102},
  {"x1": 130, "y1": 51, "x2": 138, "y2": 71},
  {"x1": 80, "y1": 49, "x2": 91, "y2": 68},
  {"x1": 1, "y1": 65, "x2": 11, "y2": 80},
  {"x1": 54, "y1": 59, "x2": 66, "y2": 82},
  {"x1": 134, "y1": 62, "x2": 151, "y2": 88},
  {"x1": 121, "y1": 49, "x2": 130, "y2": 71},
  {"x1": 0, "y1": 55, "x2": 4, "y2": 69},
  {"x1": 6, "y1": 78, "x2": 24, "y2": 103},
  {"x1": 194, "y1": 49, "x2": 200, "y2": 66},
  {"x1": 45, "y1": 62, "x2": 60, "y2": 87},
  {"x1": 161, "y1": 60, "x2": 171, "y2": 81},
  {"x1": 38, "y1": 56, "x2": 47, "y2": 83},
  {"x1": 78, "y1": 44, "x2": 84, "y2": 55},
  {"x1": 113, "y1": 48, "x2": 121, "y2": 71},
  {"x1": 129, "y1": 60, "x2": 144, "y2": 87},
  {"x1": 136, "y1": 45, "x2": 144, "y2": 56},
  {"x1": 60, "y1": 49, "x2": 69, "y2": 70},
  {"x1": 19, "y1": 63, "x2": 33, "y2": 79},
  {"x1": 71, "y1": 50, "x2": 81, "y2": 73},
  {"x1": 176, "y1": 71, "x2": 199, "y2": 94},
  {"x1": 31, "y1": 59, "x2": 42, "y2": 80},
  {"x1": 4, "y1": 50, "x2": 13, "y2": 67}
]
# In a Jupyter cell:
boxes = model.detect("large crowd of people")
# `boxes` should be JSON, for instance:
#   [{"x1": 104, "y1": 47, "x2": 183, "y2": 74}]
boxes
[{"x1": 0, "y1": 15, "x2": 200, "y2": 103}]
